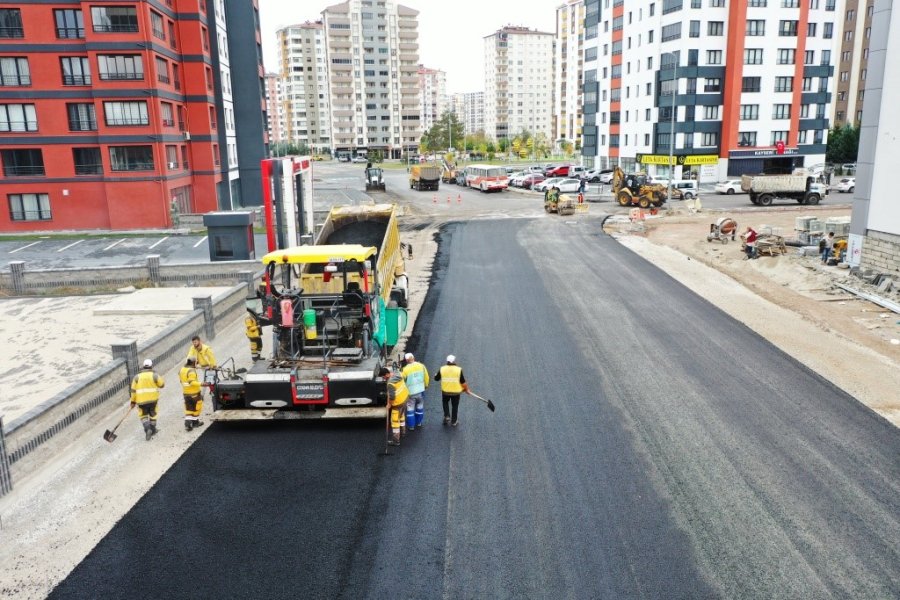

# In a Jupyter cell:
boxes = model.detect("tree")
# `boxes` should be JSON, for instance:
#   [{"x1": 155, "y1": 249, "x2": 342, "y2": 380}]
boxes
[
  {"x1": 419, "y1": 111, "x2": 465, "y2": 153},
  {"x1": 826, "y1": 124, "x2": 859, "y2": 164}
]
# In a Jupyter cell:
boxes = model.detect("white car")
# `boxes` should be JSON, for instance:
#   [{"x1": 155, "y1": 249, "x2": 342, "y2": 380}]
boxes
[
  {"x1": 715, "y1": 180, "x2": 742, "y2": 194},
  {"x1": 533, "y1": 177, "x2": 564, "y2": 192},
  {"x1": 553, "y1": 178, "x2": 583, "y2": 193},
  {"x1": 598, "y1": 171, "x2": 615, "y2": 184},
  {"x1": 833, "y1": 177, "x2": 855, "y2": 193},
  {"x1": 509, "y1": 172, "x2": 528, "y2": 186}
]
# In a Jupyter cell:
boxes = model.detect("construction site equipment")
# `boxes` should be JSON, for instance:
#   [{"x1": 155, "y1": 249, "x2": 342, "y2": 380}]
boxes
[
  {"x1": 612, "y1": 166, "x2": 668, "y2": 208},
  {"x1": 441, "y1": 159, "x2": 458, "y2": 183},
  {"x1": 707, "y1": 217, "x2": 738, "y2": 244},
  {"x1": 467, "y1": 391, "x2": 496, "y2": 412},
  {"x1": 409, "y1": 165, "x2": 441, "y2": 191},
  {"x1": 210, "y1": 204, "x2": 410, "y2": 421},
  {"x1": 741, "y1": 172, "x2": 828, "y2": 206},
  {"x1": 749, "y1": 234, "x2": 788, "y2": 256},
  {"x1": 103, "y1": 404, "x2": 134, "y2": 443},
  {"x1": 545, "y1": 192, "x2": 577, "y2": 215},
  {"x1": 365, "y1": 167, "x2": 386, "y2": 191}
]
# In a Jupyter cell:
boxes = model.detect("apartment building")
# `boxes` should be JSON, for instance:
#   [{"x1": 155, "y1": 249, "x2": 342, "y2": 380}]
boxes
[
  {"x1": 418, "y1": 64, "x2": 447, "y2": 132},
  {"x1": 275, "y1": 21, "x2": 331, "y2": 152},
  {"x1": 833, "y1": 0, "x2": 875, "y2": 127},
  {"x1": 322, "y1": 0, "x2": 421, "y2": 159},
  {"x1": 448, "y1": 92, "x2": 485, "y2": 136},
  {"x1": 265, "y1": 72, "x2": 286, "y2": 144},
  {"x1": 484, "y1": 26, "x2": 555, "y2": 144},
  {"x1": 554, "y1": 0, "x2": 586, "y2": 150},
  {"x1": 582, "y1": 0, "x2": 836, "y2": 181}
]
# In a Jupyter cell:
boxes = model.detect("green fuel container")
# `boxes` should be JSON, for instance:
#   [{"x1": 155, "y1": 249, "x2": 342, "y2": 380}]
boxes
[{"x1": 303, "y1": 308, "x2": 317, "y2": 340}]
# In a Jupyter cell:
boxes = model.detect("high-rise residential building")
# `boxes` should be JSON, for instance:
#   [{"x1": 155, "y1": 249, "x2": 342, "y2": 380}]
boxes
[
  {"x1": 322, "y1": 0, "x2": 421, "y2": 159},
  {"x1": 581, "y1": 0, "x2": 835, "y2": 181},
  {"x1": 833, "y1": 0, "x2": 875, "y2": 127},
  {"x1": 418, "y1": 64, "x2": 447, "y2": 132},
  {"x1": 484, "y1": 26, "x2": 555, "y2": 144},
  {"x1": 554, "y1": 0, "x2": 585, "y2": 151},
  {"x1": 276, "y1": 21, "x2": 331, "y2": 153},
  {"x1": 0, "y1": 0, "x2": 266, "y2": 230},
  {"x1": 265, "y1": 73, "x2": 286, "y2": 144},
  {"x1": 448, "y1": 92, "x2": 485, "y2": 136},
  {"x1": 208, "y1": 0, "x2": 237, "y2": 208}
]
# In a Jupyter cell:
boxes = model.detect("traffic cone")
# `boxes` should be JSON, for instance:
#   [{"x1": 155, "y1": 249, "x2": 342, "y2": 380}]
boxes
[
  {"x1": 457, "y1": 194, "x2": 462, "y2": 203},
  {"x1": 447, "y1": 195, "x2": 451, "y2": 203},
  {"x1": 433, "y1": 195, "x2": 437, "y2": 203}
]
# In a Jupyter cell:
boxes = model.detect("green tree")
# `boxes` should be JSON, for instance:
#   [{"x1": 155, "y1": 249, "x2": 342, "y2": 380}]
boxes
[
  {"x1": 419, "y1": 111, "x2": 465, "y2": 152},
  {"x1": 826, "y1": 124, "x2": 859, "y2": 164}
]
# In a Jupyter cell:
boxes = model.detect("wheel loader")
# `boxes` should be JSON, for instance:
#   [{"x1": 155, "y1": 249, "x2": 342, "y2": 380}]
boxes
[
  {"x1": 365, "y1": 167, "x2": 386, "y2": 191},
  {"x1": 612, "y1": 166, "x2": 668, "y2": 208}
]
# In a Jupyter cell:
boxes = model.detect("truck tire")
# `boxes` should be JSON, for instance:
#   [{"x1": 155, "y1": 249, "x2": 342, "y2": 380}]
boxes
[
  {"x1": 638, "y1": 195, "x2": 651, "y2": 209},
  {"x1": 806, "y1": 193, "x2": 820, "y2": 205},
  {"x1": 617, "y1": 191, "x2": 631, "y2": 206},
  {"x1": 757, "y1": 193, "x2": 774, "y2": 206}
]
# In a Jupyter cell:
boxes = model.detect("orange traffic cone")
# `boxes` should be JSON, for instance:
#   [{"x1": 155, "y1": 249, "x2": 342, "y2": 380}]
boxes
[
  {"x1": 433, "y1": 195, "x2": 437, "y2": 203},
  {"x1": 457, "y1": 194, "x2": 462, "y2": 203},
  {"x1": 447, "y1": 196, "x2": 451, "y2": 203}
]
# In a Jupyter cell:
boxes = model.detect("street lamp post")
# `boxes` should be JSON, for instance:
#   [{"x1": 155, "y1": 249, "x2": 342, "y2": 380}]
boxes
[{"x1": 662, "y1": 51, "x2": 678, "y2": 206}]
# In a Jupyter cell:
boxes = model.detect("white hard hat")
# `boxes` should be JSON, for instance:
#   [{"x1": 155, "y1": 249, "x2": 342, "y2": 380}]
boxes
[
  {"x1": 404, "y1": 353, "x2": 414, "y2": 361},
  {"x1": 143, "y1": 359, "x2": 153, "y2": 368},
  {"x1": 446, "y1": 354, "x2": 456, "y2": 363}
]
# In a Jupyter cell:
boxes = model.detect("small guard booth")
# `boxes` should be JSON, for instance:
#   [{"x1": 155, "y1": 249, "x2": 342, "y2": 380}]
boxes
[{"x1": 203, "y1": 211, "x2": 256, "y2": 261}]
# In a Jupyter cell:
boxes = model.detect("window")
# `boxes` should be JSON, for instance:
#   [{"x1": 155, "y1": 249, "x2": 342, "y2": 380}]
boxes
[
  {"x1": 821, "y1": 50, "x2": 831, "y2": 65},
  {"x1": 156, "y1": 57, "x2": 169, "y2": 83},
  {"x1": 746, "y1": 20, "x2": 765, "y2": 35},
  {"x1": 109, "y1": 146, "x2": 154, "y2": 171},
  {"x1": 807, "y1": 22, "x2": 817, "y2": 36},
  {"x1": 773, "y1": 104, "x2": 791, "y2": 119},
  {"x1": 0, "y1": 104, "x2": 37, "y2": 132},
  {"x1": 98, "y1": 55, "x2": 143, "y2": 80},
  {"x1": 54, "y1": 9, "x2": 84, "y2": 38},
  {"x1": 798, "y1": 130, "x2": 809, "y2": 143},
  {"x1": 150, "y1": 11, "x2": 165, "y2": 39},
  {"x1": 103, "y1": 101, "x2": 148, "y2": 126},
  {"x1": 806, "y1": 50, "x2": 815, "y2": 64},
  {"x1": 823, "y1": 22, "x2": 833, "y2": 38},
  {"x1": 8, "y1": 193, "x2": 51, "y2": 221},
  {"x1": 704, "y1": 105, "x2": 719, "y2": 119},
  {"x1": 748, "y1": 0, "x2": 767, "y2": 5},
  {"x1": 774, "y1": 76, "x2": 793, "y2": 92},
  {"x1": 770, "y1": 131, "x2": 788, "y2": 145},
  {"x1": 710, "y1": 0, "x2": 725, "y2": 5},
  {"x1": 740, "y1": 104, "x2": 759, "y2": 120},
  {"x1": 704, "y1": 77, "x2": 721, "y2": 92},
  {"x1": 744, "y1": 49, "x2": 763, "y2": 65},
  {"x1": 738, "y1": 132, "x2": 757, "y2": 147},
  {"x1": 800, "y1": 104, "x2": 810, "y2": 118},
  {"x1": 160, "y1": 102, "x2": 174, "y2": 126},
  {"x1": 1, "y1": 149, "x2": 44, "y2": 176},
  {"x1": 742, "y1": 76, "x2": 761, "y2": 92},
  {"x1": 663, "y1": 0, "x2": 683, "y2": 14},
  {"x1": 707, "y1": 21, "x2": 724, "y2": 35},
  {"x1": 60, "y1": 57, "x2": 91, "y2": 86},
  {"x1": 73, "y1": 147, "x2": 102, "y2": 175},
  {"x1": 782, "y1": 0, "x2": 799, "y2": 6},
  {"x1": 701, "y1": 132, "x2": 718, "y2": 147},
  {"x1": 0, "y1": 8, "x2": 23, "y2": 38},
  {"x1": 67, "y1": 103, "x2": 96, "y2": 131},
  {"x1": 844, "y1": 30, "x2": 852, "y2": 41},
  {"x1": 707, "y1": 50, "x2": 722, "y2": 65},
  {"x1": 689, "y1": 20, "x2": 700, "y2": 37},
  {"x1": 0, "y1": 57, "x2": 30, "y2": 86},
  {"x1": 91, "y1": 6, "x2": 139, "y2": 32},
  {"x1": 777, "y1": 49, "x2": 795, "y2": 64},
  {"x1": 662, "y1": 22, "x2": 682, "y2": 41}
]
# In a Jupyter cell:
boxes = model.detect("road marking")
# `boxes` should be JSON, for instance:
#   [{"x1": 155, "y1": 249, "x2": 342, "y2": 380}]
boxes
[
  {"x1": 193, "y1": 236, "x2": 208, "y2": 248},
  {"x1": 103, "y1": 238, "x2": 126, "y2": 251},
  {"x1": 148, "y1": 236, "x2": 168, "y2": 250},
  {"x1": 9, "y1": 241, "x2": 41, "y2": 254},
  {"x1": 57, "y1": 239, "x2": 84, "y2": 253}
]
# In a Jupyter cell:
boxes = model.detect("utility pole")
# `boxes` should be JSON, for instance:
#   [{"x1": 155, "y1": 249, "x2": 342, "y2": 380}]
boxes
[{"x1": 662, "y1": 51, "x2": 678, "y2": 206}]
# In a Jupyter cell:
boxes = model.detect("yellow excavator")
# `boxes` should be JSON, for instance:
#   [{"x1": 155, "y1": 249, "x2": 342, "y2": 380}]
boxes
[{"x1": 612, "y1": 166, "x2": 668, "y2": 208}]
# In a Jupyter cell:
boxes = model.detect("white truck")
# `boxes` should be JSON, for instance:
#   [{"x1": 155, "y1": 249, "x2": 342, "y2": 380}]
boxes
[{"x1": 741, "y1": 172, "x2": 828, "y2": 206}]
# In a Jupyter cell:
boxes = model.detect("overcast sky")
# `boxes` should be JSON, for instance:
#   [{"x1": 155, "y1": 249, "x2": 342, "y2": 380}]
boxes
[{"x1": 258, "y1": 0, "x2": 558, "y2": 93}]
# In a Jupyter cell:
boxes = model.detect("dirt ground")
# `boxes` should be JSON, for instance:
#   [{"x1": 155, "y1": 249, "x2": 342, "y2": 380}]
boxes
[{"x1": 607, "y1": 204, "x2": 900, "y2": 427}]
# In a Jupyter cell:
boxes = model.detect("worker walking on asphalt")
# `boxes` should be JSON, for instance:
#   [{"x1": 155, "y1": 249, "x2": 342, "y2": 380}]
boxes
[
  {"x1": 401, "y1": 353, "x2": 429, "y2": 430},
  {"x1": 130, "y1": 359, "x2": 165, "y2": 441},
  {"x1": 435, "y1": 355, "x2": 468, "y2": 427},
  {"x1": 381, "y1": 366, "x2": 409, "y2": 446},
  {"x1": 179, "y1": 357, "x2": 204, "y2": 432},
  {"x1": 244, "y1": 313, "x2": 263, "y2": 362}
]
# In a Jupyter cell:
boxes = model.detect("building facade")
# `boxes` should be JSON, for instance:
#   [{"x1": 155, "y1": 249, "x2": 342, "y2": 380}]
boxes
[
  {"x1": 833, "y1": 0, "x2": 875, "y2": 127},
  {"x1": 448, "y1": 91, "x2": 485, "y2": 136},
  {"x1": 554, "y1": 0, "x2": 585, "y2": 151},
  {"x1": 483, "y1": 26, "x2": 555, "y2": 144},
  {"x1": 265, "y1": 72, "x2": 286, "y2": 144},
  {"x1": 322, "y1": 0, "x2": 421, "y2": 159},
  {"x1": 275, "y1": 21, "x2": 330, "y2": 152},
  {"x1": 582, "y1": 0, "x2": 836, "y2": 181},
  {"x1": 418, "y1": 64, "x2": 446, "y2": 132}
]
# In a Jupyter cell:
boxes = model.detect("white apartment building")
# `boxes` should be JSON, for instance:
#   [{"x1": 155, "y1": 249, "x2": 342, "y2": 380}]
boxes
[
  {"x1": 484, "y1": 26, "x2": 554, "y2": 144},
  {"x1": 449, "y1": 91, "x2": 485, "y2": 135},
  {"x1": 554, "y1": 0, "x2": 586, "y2": 150},
  {"x1": 276, "y1": 21, "x2": 331, "y2": 152},
  {"x1": 419, "y1": 65, "x2": 447, "y2": 131},
  {"x1": 264, "y1": 73, "x2": 286, "y2": 144},
  {"x1": 833, "y1": 0, "x2": 875, "y2": 127},
  {"x1": 582, "y1": 0, "x2": 837, "y2": 181},
  {"x1": 323, "y1": 0, "x2": 421, "y2": 159},
  {"x1": 212, "y1": 0, "x2": 238, "y2": 203}
]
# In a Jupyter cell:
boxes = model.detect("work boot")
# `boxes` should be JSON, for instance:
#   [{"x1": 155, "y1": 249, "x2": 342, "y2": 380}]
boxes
[
  {"x1": 185, "y1": 420, "x2": 193, "y2": 432},
  {"x1": 401, "y1": 424, "x2": 407, "y2": 437},
  {"x1": 150, "y1": 423, "x2": 158, "y2": 438},
  {"x1": 194, "y1": 420, "x2": 204, "y2": 428},
  {"x1": 388, "y1": 434, "x2": 401, "y2": 446},
  {"x1": 443, "y1": 416, "x2": 450, "y2": 426},
  {"x1": 452, "y1": 420, "x2": 460, "y2": 427},
  {"x1": 145, "y1": 426, "x2": 153, "y2": 441}
]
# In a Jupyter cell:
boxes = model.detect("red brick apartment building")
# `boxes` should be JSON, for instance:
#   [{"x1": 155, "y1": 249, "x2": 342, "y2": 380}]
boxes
[{"x1": 0, "y1": 1, "x2": 222, "y2": 230}]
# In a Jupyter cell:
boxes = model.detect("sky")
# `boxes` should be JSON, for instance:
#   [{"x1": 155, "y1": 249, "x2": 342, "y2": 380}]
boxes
[{"x1": 258, "y1": 0, "x2": 558, "y2": 94}]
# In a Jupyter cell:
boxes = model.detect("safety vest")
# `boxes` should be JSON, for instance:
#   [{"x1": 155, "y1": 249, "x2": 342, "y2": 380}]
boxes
[
  {"x1": 245, "y1": 316, "x2": 261, "y2": 338},
  {"x1": 179, "y1": 366, "x2": 201, "y2": 396},
  {"x1": 439, "y1": 365, "x2": 463, "y2": 394},
  {"x1": 387, "y1": 373, "x2": 409, "y2": 407},
  {"x1": 401, "y1": 362, "x2": 429, "y2": 395},
  {"x1": 131, "y1": 370, "x2": 164, "y2": 405},
  {"x1": 188, "y1": 343, "x2": 216, "y2": 368}
]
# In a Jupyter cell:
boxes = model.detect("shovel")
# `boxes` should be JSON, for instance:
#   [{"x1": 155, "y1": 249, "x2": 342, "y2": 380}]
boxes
[
  {"x1": 467, "y1": 391, "x2": 496, "y2": 412},
  {"x1": 103, "y1": 404, "x2": 134, "y2": 443}
]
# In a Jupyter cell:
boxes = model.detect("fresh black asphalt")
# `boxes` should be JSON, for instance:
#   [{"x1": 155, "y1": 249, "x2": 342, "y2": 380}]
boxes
[{"x1": 50, "y1": 216, "x2": 899, "y2": 599}]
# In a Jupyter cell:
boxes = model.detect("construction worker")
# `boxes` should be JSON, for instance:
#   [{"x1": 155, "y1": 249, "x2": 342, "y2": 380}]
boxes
[
  {"x1": 188, "y1": 335, "x2": 216, "y2": 368},
  {"x1": 244, "y1": 313, "x2": 263, "y2": 362},
  {"x1": 435, "y1": 354, "x2": 468, "y2": 427},
  {"x1": 380, "y1": 366, "x2": 409, "y2": 446},
  {"x1": 401, "y1": 352, "x2": 429, "y2": 430},
  {"x1": 179, "y1": 357, "x2": 204, "y2": 432},
  {"x1": 130, "y1": 359, "x2": 165, "y2": 441}
]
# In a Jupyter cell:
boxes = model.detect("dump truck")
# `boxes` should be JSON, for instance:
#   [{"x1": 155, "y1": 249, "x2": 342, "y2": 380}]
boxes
[
  {"x1": 741, "y1": 172, "x2": 827, "y2": 206},
  {"x1": 612, "y1": 166, "x2": 667, "y2": 208},
  {"x1": 209, "y1": 204, "x2": 410, "y2": 420},
  {"x1": 409, "y1": 165, "x2": 441, "y2": 191}
]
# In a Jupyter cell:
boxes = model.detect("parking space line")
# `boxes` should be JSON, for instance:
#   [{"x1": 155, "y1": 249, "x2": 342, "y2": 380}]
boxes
[
  {"x1": 193, "y1": 236, "x2": 208, "y2": 248},
  {"x1": 9, "y1": 241, "x2": 41, "y2": 254},
  {"x1": 148, "y1": 236, "x2": 168, "y2": 250},
  {"x1": 103, "y1": 238, "x2": 126, "y2": 251},
  {"x1": 57, "y1": 240, "x2": 85, "y2": 253}
]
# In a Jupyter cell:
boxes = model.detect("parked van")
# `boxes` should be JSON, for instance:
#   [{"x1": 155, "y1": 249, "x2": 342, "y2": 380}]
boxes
[{"x1": 670, "y1": 179, "x2": 699, "y2": 199}]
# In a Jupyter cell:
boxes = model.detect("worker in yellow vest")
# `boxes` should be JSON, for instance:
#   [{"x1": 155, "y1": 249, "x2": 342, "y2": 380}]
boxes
[
  {"x1": 401, "y1": 352, "x2": 429, "y2": 430},
  {"x1": 244, "y1": 313, "x2": 263, "y2": 362},
  {"x1": 380, "y1": 366, "x2": 409, "y2": 446},
  {"x1": 435, "y1": 354, "x2": 468, "y2": 427},
  {"x1": 179, "y1": 357, "x2": 204, "y2": 432},
  {"x1": 188, "y1": 335, "x2": 217, "y2": 368},
  {"x1": 130, "y1": 359, "x2": 165, "y2": 441}
]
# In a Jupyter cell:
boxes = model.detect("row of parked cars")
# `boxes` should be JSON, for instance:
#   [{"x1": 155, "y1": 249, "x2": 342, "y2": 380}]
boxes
[{"x1": 504, "y1": 164, "x2": 618, "y2": 191}]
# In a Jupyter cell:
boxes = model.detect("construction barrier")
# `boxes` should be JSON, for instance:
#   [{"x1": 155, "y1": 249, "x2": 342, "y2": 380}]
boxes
[{"x1": 0, "y1": 417, "x2": 11, "y2": 496}]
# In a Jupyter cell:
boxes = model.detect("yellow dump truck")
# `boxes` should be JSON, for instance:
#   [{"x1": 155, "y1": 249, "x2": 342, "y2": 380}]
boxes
[{"x1": 409, "y1": 165, "x2": 441, "y2": 191}]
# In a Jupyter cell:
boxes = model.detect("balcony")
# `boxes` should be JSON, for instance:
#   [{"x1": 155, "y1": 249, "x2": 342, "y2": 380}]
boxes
[
  {"x1": 3, "y1": 165, "x2": 45, "y2": 176},
  {"x1": 74, "y1": 163, "x2": 103, "y2": 175},
  {"x1": 399, "y1": 42, "x2": 418, "y2": 52}
]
